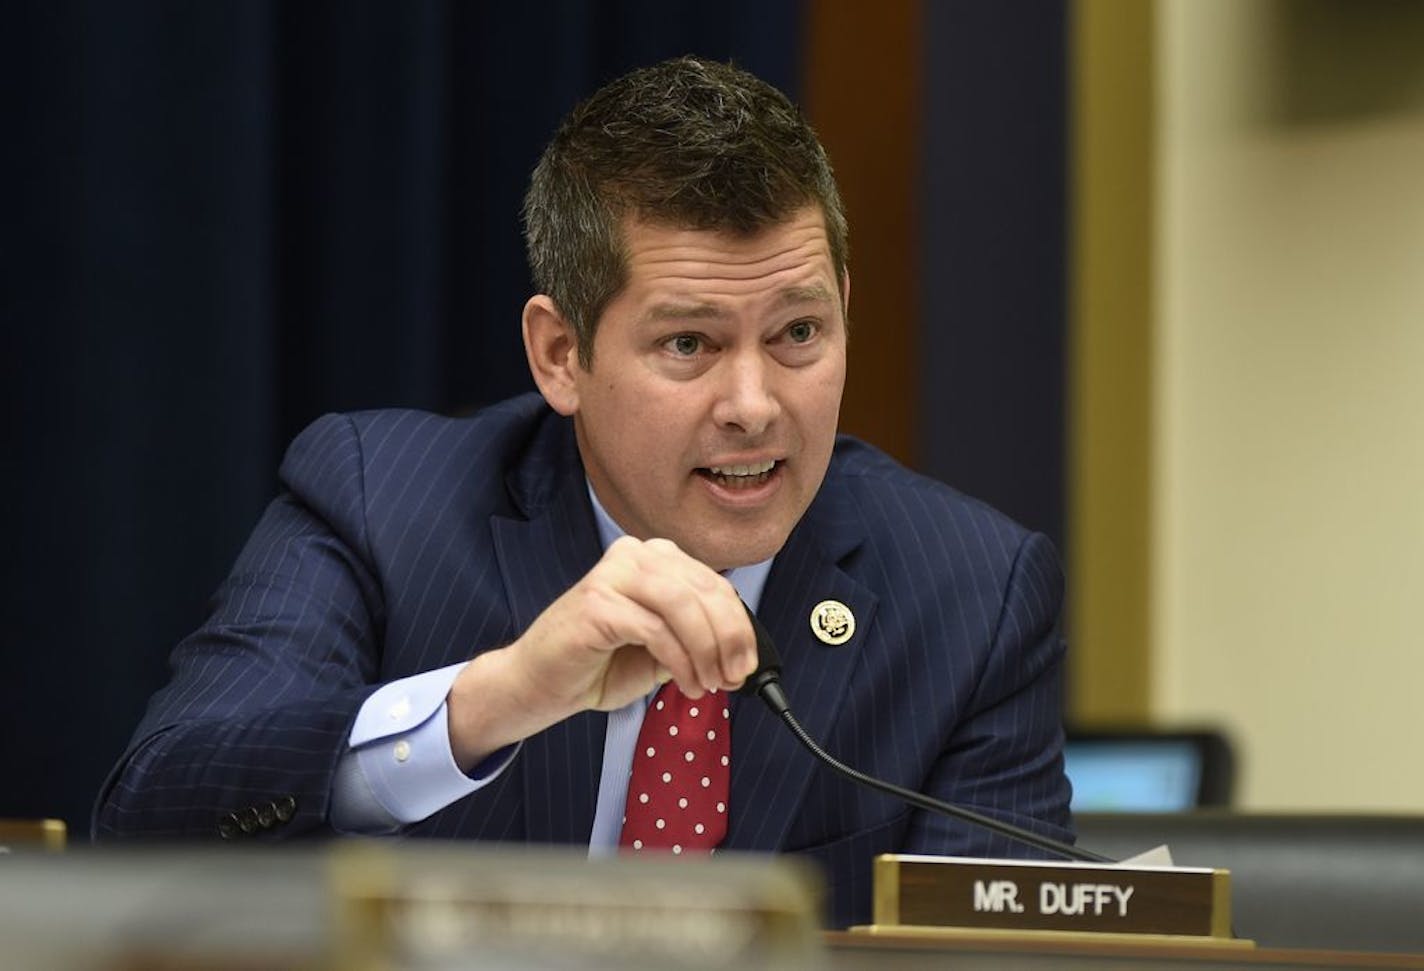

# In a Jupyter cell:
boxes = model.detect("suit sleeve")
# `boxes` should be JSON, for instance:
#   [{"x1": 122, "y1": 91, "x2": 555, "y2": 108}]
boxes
[
  {"x1": 904, "y1": 530, "x2": 1076, "y2": 857},
  {"x1": 93, "y1": 414, "x2": 388, "y2": 840}
]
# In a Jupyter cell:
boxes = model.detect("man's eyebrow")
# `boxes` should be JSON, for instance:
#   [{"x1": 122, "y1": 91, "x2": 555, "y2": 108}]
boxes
[
  {"x1": 642, "y1": 302, "x2": 727, "y2": 323},
  {"x1": 777, "y1": 284, "x2": 836, "y2": 307},
  {"x1": 642, "y1": 285, "x2": 837, "y2": 323}
]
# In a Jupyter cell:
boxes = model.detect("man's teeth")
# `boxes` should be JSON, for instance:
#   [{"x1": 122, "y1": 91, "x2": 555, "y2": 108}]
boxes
[{"x1": 707, "y1": 460, "x2": 776, "y2": 477}]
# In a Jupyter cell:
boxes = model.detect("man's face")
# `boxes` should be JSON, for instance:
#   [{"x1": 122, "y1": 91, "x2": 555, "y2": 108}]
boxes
[{"x1": 566, "y1": 207, "x2": 847, "y2": 571}]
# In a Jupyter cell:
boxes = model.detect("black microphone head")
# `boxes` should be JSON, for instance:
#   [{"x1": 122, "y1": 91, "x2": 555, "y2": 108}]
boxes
[{"x1": 739, "y1": 601, "x2": 782, "y2": 700}]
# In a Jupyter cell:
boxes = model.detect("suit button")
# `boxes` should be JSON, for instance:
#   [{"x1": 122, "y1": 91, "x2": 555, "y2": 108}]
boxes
[
  {"x1": 274, "y1": 795, "x2": 297, "y2": 822},
  {"x1": 217, "y1": 813, "x2": 240, "y2": 840},
  {"x1": 257, "y1": 804, "x2": 276, "y2": 829},
  {"x1": 236, "y1": 807, "x2": 260, "y2": 834}
]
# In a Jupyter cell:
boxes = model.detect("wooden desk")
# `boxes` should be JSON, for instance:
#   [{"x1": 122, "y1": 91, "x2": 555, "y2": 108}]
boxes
[
  {"x1": 826, "y1": 928, "x2": 1424, "y2": 969},
  {"x1": 5, "y1": 847, "x2": 1421, "y2": 968}
]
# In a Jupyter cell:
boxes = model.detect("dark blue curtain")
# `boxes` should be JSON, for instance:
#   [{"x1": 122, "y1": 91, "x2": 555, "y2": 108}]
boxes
[
  {"x1": 918, "y1": 1, "x2": 1067, "y2": 546},
  {"x1": 5, "y1": 0, "x2": 800, "y2": 832}
]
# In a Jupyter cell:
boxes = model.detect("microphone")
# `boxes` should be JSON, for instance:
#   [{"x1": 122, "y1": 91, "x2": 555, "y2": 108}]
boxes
[{"x1": 738, "y1": 603, "x2": 1112, "y2": 864}]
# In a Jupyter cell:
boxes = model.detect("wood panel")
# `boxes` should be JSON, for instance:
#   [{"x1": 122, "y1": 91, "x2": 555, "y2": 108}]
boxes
[
  {"x1": 1068, "y1": 0, "x2": 1155, "y2": 722},
  {"x1": 803, "y1": 0, "x2": 921, "y2": 467}
]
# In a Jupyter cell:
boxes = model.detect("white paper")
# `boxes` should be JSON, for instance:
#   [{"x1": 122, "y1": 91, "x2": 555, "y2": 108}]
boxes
[{"x1": 1120, "y1": 843, "x2": 1175, "y2": 867}]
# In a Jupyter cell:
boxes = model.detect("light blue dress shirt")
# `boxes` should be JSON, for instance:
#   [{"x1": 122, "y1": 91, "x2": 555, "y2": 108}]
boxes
[{"x1": 330, "y1": 483, "x2": 772, "y2": 851}]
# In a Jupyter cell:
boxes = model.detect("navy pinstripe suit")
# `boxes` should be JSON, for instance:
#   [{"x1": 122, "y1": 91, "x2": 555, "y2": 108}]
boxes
[{"x1": 95, "y1": 392, "x2": 1074, "y2": 927}]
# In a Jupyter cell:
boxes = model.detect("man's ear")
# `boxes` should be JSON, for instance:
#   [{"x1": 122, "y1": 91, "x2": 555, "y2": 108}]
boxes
[
  {"x1": 841, "y1": 269, "x2": 852, "y2": 318},
  {"x1": 522, "y1": 295, "x2": 583, "y2": 416}
]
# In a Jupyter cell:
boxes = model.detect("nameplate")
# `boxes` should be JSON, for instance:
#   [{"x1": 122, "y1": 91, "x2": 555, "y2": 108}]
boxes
[
  {"x1": 330, "y1": 844, "x2": 822, "y2": 968},
  {"x1": 869, "y1": 855, "x2": 1234, "y2": 939}
]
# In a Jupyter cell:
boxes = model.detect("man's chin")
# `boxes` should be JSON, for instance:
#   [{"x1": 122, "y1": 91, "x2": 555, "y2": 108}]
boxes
[{"x1": 682, "y1": 529, "x2": 790, "y2": 574}]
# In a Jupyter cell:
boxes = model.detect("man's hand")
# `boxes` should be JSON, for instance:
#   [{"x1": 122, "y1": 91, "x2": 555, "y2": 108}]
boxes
[{"x1": 445, "y1": 536, "x2": 758, "y2": 772}]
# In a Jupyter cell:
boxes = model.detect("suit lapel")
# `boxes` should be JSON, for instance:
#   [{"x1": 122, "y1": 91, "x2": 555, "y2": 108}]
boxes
[
  {"x1": 491, "y1": 416, "x2": 607, "y2": 845},
  {"x1": 724, "y1": 479, "x2": 878, "y2": 851}
]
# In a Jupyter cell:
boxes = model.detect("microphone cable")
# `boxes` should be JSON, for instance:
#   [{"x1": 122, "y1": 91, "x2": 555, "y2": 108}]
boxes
[{"x1": 739, "y1": 603, "x2": 1112, "y2": 865}]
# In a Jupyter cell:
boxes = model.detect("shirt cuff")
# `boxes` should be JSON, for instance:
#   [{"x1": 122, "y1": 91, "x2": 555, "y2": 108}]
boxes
[{"x1": 329, "y1": 662, "x2": 520, "y2": 830}]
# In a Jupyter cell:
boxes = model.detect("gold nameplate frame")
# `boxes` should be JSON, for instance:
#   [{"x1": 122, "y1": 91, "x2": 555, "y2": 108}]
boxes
[{"x1": 862, "y1": 854, "x2": 1245, "y2": 945}]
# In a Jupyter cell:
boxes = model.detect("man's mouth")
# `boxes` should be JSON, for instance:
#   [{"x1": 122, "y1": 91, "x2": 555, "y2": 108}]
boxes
[{"x1": 697, "y1": 459, "x2": 779, "y2": 490}]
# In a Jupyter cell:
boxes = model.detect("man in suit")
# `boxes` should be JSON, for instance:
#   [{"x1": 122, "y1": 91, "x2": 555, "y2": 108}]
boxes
[{"x1": 95, "y1": 57, "x2": 1073, "y2": 927}]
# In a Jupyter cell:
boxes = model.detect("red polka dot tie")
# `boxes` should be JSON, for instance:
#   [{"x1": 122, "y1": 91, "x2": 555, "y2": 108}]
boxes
[{"x1": 619, "y1": 683, "x2": 730, "y2": 854}]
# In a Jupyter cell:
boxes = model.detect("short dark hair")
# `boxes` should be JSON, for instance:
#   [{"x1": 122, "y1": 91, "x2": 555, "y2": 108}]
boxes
[{"x1": 523, "y1": 56, "x2": 848, "y2": 366}]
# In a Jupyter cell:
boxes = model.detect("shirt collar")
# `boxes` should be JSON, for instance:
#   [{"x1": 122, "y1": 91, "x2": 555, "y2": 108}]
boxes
[{"x1": 584, "y1": 481, "x2": 774, "y2": 612}]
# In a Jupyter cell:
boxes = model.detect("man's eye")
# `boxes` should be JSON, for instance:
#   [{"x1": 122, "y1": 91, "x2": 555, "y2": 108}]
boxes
[
  {"x1": 787, "y1": 320, "x2": 817, "y2": 343},
  {"x1": 666, "y1": 334, "x2": 701, "y2": 356}
]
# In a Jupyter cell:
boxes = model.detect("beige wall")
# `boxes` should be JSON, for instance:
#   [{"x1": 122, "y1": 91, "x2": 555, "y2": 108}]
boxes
[{"x1": 1153, "y1": 0, "x2": 1424, "y2": 809}]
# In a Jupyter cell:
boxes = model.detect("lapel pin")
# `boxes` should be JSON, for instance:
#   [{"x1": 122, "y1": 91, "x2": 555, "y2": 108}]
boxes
[{"x1": 810, "y1": 599, "x2": 855, "y2": 646}]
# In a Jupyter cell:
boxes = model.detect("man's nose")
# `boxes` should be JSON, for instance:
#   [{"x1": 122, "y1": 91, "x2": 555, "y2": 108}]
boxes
[{"x1": 711, "y1": 350, "x2": 781, "y2": 436}]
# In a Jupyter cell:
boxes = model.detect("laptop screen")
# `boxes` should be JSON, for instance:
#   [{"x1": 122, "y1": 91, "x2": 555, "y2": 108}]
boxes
[{"x1": 1064, "y1": 738, "x2": 1205, "y2": 812}]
